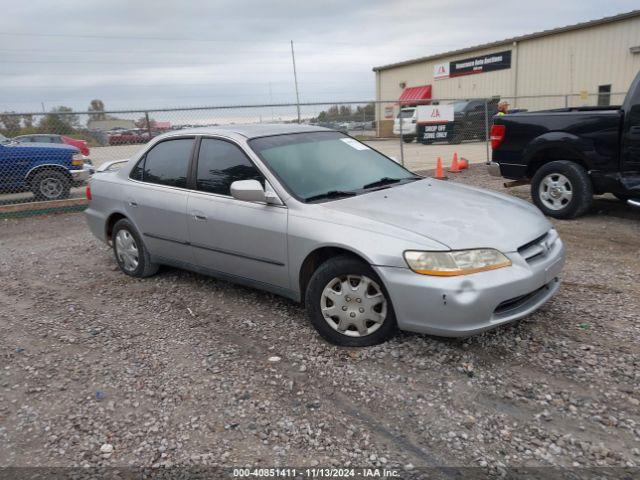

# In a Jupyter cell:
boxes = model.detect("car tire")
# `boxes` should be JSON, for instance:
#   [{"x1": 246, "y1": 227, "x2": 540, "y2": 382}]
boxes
[
  {"x1": 305, "y1": 255, "x2": 397, "y2": 347},
  {"x1": 447, "y1": 131, "x2": 462, "y2": 144},
  {"x1": 402, "y1": 136, "x2": 415, "y2": 143},
  {"x1": 31, "y1": 169, "x2": 70, "y2": 201},
  {"x1": 531, "y1": 160, "x2": 593, "y2": 219},
  {"x1": 112, "y1": 219, "x2": 159, "y2": 278}
]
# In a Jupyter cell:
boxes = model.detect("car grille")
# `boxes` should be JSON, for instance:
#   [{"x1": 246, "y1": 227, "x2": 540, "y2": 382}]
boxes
[{"x1": 518, "y1": 229, "x2": 558, "y2": 263}]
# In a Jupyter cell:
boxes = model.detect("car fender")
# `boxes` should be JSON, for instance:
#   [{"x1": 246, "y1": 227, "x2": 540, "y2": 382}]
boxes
[
  {"x1": 522, "y1": 132, "x2": 590, "y2": 169},
  {"x1": 25, "y1": 163, "x2": 72, "y2": 183}
]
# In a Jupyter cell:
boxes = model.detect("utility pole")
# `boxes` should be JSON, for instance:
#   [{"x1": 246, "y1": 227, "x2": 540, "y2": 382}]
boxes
[
  {"x1": 290, "y1": 40, "x2": 301, "y2": 123},
  {"x1": 268, "y1": 82, "x2": 275, "y2": 122}
]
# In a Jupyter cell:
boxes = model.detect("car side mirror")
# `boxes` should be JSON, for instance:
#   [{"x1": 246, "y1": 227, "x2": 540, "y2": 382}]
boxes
[
  {"x1": 230, "y1": 179, "x2": 283, "y2": 206},
  {"x1": 230, "y1": 180, "x2": 267, "y2": 203}
]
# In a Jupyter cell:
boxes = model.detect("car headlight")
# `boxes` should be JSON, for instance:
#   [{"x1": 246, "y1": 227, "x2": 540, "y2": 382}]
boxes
[
  {"x1": 72, "y1": 152, "x2": 84, "y2": 166},
  {"x1": 404, "y1": 249, "x2": 512, "y2": 276}
]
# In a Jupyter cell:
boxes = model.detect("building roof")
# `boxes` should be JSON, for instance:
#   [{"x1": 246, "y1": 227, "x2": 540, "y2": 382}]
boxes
[
  {"x1": 165, "y1": 123, "x2": 330, "y2": 139},
  {"x1": 373, "y1": 10, "x2": 640, "y2": 72}
]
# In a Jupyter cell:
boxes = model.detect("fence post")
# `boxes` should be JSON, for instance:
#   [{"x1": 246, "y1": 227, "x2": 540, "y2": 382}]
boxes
[
  {"x1": 144, "y1": 112, "x2": 152, "y2": 138},
  {"x1": 484, "y1": 100, "x2": 490, "y2": 164},
  {"x1": 399, "y1": 107, "x2": 405, "y2": 166}
]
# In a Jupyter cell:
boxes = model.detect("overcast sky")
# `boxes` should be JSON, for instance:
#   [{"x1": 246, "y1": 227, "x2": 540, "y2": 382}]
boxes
[{"x1": 0, "y1": 0, "x2": 638, "y2": 114}]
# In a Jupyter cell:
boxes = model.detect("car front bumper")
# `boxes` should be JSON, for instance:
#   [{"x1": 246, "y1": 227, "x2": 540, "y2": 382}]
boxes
[
  {"x1": 70, "y1": 164, "x2": 94, "y2": 186},
  {"x1": 374, "y1": 237, "x2": 565, "y2": 337}
]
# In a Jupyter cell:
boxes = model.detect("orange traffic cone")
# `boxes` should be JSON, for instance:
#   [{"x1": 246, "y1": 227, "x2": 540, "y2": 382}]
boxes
[
  {"x1": 434, "y1": 157, "x2": 447, "y2": 180},
  {"x1": 449, "y1": 152, "x2": 462, "y2": 173},
  {"x1": 459, "y1": 157, "x2": 469, "y2": 170}
]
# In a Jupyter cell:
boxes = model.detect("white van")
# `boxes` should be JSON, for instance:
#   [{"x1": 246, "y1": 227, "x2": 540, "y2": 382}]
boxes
[{"x1": 393, "y1": 108, "x2": 418, "y2": 142}]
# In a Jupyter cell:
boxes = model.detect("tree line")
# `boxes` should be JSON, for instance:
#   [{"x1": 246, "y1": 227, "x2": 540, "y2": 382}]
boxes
[
  {"x1": 313, "y1": 103, "x2": 374, "y2": 123},
  {"x1": 0, "y1": 99, "x2": 108, "y2": 137}
]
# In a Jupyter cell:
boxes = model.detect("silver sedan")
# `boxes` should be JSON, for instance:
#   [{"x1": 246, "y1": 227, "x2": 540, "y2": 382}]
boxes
[{"x1": 85, "y1": 124, "x2": 565, "y2": 346}]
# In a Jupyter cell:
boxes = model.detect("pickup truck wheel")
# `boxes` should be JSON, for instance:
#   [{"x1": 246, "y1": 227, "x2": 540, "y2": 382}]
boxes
[
  {"x1": 31, "y1": 170, "x2": 70, "y2": 201},
  {"x1": 531, "y1": 161, "x2": 593, "y2": 219},
  {"x1": 305, "y1": 256, "x2": 397, "y2": 347},
  {"x1": 112, "y1": 219, "x2": 159, "y2": 278}
]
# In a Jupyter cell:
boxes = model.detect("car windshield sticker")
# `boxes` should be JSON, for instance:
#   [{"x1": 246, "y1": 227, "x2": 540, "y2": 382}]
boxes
[{"x1": 340, "y1": 138, "x2": 370, "y2": 150}]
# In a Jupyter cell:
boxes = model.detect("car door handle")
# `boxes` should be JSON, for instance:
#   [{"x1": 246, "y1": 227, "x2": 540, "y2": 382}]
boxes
[
  {"x1": 128, "y1": 201, "x2": 138, "y2": 207},
  {"x1": 193, "y1": 213, "x2": 207, "y2": 221}
]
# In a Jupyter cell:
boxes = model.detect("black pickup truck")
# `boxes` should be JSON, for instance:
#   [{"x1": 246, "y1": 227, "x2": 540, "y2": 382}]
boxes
[{"x1": 489, "y1": 71, "x2": 640, "y2": 218}]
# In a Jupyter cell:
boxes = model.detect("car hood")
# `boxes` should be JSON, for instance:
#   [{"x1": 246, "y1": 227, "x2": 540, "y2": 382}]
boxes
[
  {"x1": 13, "y1": 142, "x2": 78, "y2": 153},
  {"x1": 321, "y1": 179, "x2": 551, "y2": 252}
]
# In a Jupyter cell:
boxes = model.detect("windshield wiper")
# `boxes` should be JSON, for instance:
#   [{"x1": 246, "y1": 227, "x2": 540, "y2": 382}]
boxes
[
  {"x1": 305, "y1": 190, "x2": 357, "y2": 202},
  {"x1": 362, "y1": 176, "x2": 418, "y2": 190}
]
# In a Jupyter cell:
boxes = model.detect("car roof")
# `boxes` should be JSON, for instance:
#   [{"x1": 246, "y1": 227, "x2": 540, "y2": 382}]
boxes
[{"x1": 165, "y1": 123, "x2": 332, "y2": 139}]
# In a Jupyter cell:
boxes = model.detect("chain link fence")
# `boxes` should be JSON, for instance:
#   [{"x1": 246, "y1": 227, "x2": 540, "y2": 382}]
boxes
[{"x1": 0, "y1": 92, "x2": 626, "y2": 217}]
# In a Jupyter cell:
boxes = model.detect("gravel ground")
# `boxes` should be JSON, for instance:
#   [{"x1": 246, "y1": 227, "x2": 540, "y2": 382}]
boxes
[{"x1": 1, "y1": 165, "x2": 639, "y2": 475}]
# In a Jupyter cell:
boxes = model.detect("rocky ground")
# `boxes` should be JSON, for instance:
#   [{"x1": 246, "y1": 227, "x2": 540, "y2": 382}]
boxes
[{"x1": 0, "y1": 165, "x2": 639, "y2": 477}]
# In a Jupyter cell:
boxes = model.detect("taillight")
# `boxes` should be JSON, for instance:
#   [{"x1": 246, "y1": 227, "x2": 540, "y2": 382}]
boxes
[
  {"x1": 490, "y1": 124, "x2": 506, "y2": 150},
  {"x1": 86, "y1": 185, "x2": 92, "y2": 200}
]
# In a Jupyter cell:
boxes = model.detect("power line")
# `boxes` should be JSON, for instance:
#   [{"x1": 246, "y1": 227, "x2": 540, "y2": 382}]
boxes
[
  {"x1": 0, "y1": 80, "x2": 375, "y2": 89},
  {"x1": 0, "y1": 31, "x2": 470, "y2": 49}
]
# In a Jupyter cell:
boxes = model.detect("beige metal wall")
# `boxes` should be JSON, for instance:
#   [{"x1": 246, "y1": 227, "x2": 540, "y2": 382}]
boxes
[{"x1": 376, "y1": 15, "x2": 640, "y2": 122}]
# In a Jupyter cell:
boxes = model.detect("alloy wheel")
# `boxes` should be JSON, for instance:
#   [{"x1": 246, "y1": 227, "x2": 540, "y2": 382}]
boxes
[
  {"x1": 539, "y1": 173, "x2": 573, "y2": 210},
  {"x1": 39, "y1": 177, "x2": 64, "y2": 199}
]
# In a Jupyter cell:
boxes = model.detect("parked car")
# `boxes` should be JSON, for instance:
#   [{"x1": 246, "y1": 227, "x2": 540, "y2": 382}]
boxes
[
  {"x1": 86, "y1": 125, "x2": 565, "y2": 346},
  {"x1": 393, "y1": 107, "x2": 418, "y2": 142},
  {"x1": 489, "y1": 69, "x2": 640, "y2": 218},
  {"x1": 0, "y1": 134, "x2": 93, "y2": 200},
  {"x1": 107, "y1": 129, "x2": 150, "y2": 145},
  {"x1": 13, "y1": 133, "x2": 91, "y2": 157},
  {"x1": 451, "y1": 98, "x2": 499, "y2": 143}
]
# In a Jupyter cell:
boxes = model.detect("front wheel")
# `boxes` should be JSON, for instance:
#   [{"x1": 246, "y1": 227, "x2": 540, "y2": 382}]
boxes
[
  {"x1": 305, "y1": 256, "x2": 397, "y2": 346},
  {"x1": 402, "y1": 136, "x2": 415, "y2": 143},
  {"x1": 31, "y1": 170, "x2": 70, "y2": 201},
  {"x1": 531, "y1": 160, "x2": 593, "y2": 219}
]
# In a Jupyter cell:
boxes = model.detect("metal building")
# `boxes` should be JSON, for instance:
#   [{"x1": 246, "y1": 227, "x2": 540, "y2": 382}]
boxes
[{"x1": 373, "y1": 10, "x2": 640, "y2": 136}]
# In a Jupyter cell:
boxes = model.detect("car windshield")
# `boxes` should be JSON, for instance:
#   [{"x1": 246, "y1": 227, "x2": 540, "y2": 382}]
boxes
[
  {"x1": 249, "y1": 131, "x2": 418, "y2": 202},
  {"x1": 453, "y1": 101, "x2": 469, "y2": 113}
]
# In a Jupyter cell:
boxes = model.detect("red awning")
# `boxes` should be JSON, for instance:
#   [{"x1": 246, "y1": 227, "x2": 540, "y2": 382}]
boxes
[{"x1": 398, "y1": 85, "x2": 432, "y2": 105}]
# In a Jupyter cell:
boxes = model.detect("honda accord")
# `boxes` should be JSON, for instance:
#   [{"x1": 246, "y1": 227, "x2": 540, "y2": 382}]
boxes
[{"x1": 85, "y1": 125, "x2": 565, "y2": 346}]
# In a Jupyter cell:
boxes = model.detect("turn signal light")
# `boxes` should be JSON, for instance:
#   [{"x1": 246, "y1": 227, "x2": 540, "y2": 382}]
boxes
[
  {"x1": 490, "y1": 124, "x2": 506, "y2": 150},
  {"x1": 86, "y1": 185, "x2": 92, "y2": 200}
]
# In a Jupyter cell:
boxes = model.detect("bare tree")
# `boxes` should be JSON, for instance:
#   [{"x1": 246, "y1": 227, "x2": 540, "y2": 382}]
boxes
[{"x1": 88, "y1": 99, "x2": 106, "y2": 120}]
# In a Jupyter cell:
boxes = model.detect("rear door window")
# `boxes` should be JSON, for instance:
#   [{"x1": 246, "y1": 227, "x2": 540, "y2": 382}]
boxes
[{"x1": 141, "y1": 138, "x2": 193, "y2": 188}]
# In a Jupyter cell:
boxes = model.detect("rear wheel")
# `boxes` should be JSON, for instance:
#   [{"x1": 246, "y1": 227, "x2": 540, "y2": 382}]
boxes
[
  {"x1": 112, "y1": 219, "x2": 159, "y2": 278},
  {"x1": 31, "y1": 169, "x2": 70, "y2": 201},
  {"x1": 305, "y1": 256, "x2": 397, "y2": 346},
  {"x1": 402, "y1": 136, "x2": 415, "y2": 143},
  {"x1": 531, "y1": 160, "x2": 593, "y2": 219}
]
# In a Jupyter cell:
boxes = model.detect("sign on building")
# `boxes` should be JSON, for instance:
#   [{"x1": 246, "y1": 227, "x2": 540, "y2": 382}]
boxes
[
  {"x1": 433, "y1": 62, "x2": 450, "y2": 80},
  {"x1": 449, "y1": 50, "x2": 512, "y2": 77},
  {"x1": 416, "y1": 104, "x2": 454, "y2": 123}
]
